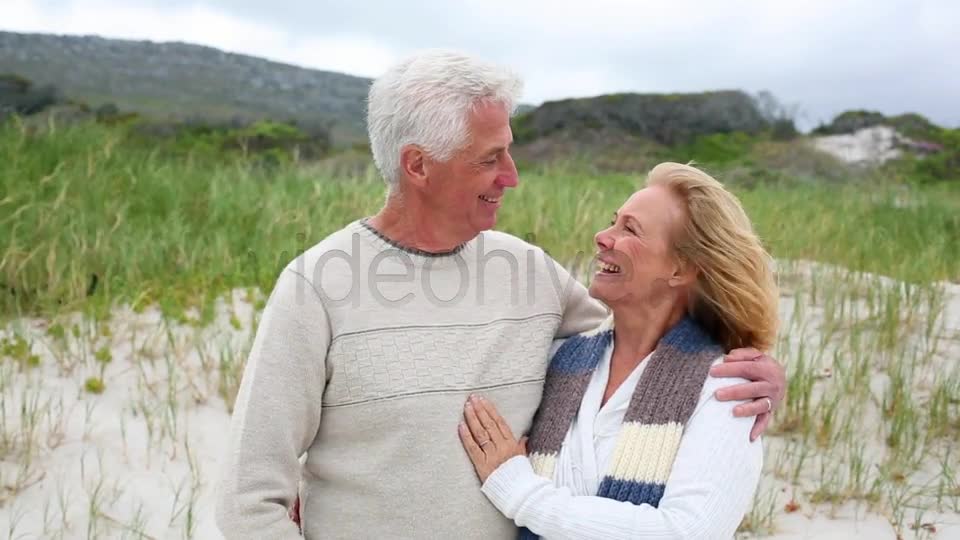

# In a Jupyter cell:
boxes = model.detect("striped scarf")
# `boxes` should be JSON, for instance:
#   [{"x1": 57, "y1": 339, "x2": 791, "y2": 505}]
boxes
[{"x1": 520, "y1": 315, "x2": 721, "y2": 540}]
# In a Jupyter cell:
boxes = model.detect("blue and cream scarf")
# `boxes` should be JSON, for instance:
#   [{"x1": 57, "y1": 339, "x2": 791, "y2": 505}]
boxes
[{"x1": 520, "y1": 316, "x2": 722, "y2": 539}]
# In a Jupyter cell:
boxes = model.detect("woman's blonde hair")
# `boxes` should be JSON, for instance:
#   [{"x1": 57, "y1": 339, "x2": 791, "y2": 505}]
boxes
[{"x1": 647, "y1": 162, "x2": 779, "y2": 351}]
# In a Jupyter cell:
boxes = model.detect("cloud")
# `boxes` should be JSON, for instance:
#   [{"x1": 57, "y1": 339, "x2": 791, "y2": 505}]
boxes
[
  {"x1": 2, "y1": 0, "x2": 958, "y2": 128},
  {"x1": 2, "y1": 0, "x2": 400, "y2": 75}
]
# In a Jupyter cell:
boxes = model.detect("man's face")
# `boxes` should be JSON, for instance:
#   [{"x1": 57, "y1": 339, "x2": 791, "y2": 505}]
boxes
[{"x1": 423, "y1": 100, "x2": 519, "y2": 238}]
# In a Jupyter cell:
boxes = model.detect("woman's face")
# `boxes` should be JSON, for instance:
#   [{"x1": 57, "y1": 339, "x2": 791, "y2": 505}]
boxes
[{"x1": 589, "y1": 185, "x2": 689, "y2": 308}]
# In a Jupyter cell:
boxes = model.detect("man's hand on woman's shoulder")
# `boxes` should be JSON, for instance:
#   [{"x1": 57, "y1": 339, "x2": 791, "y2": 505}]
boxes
[{"x1": 709, "y1": 348, "x2": 786, "y2": 441}]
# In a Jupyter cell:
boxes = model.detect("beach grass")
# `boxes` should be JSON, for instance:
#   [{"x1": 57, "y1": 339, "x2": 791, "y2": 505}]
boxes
[
  {"x1": 1, "y1": 119, "x2": 959, "y2": 538},
  {"x1": 3, "y1": 119, "x2": 958, "y2": 321}
]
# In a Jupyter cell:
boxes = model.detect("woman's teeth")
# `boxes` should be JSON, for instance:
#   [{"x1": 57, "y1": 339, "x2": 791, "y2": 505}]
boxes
[
  {"x1": 599, "y1": 261, "x2": 621, "y2": 274},
  {"x1": 479, "y1": 195, "x2": 500, "y2": 203}
]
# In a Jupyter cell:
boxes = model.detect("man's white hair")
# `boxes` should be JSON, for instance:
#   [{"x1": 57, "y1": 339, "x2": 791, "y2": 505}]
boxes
[{"x1": 367, "y1": 50, "x2": 523, "y2": 188}]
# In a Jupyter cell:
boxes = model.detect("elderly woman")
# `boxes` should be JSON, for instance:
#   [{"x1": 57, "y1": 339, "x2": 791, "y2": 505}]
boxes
[{"x1": 459, "y1": 162, "x2": 778, "y2": 539}]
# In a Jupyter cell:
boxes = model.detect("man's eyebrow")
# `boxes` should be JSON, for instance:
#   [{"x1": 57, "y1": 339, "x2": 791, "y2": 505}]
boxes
[
  {"x1": 482, "y1": 136, "x2": 514, "y2": 156},
  {"x1": 486, "y1": 142, "x2": 512, "y2": 155},
  {"x1": 475, "y1": 147, "x2": 504, "y2": 161}
]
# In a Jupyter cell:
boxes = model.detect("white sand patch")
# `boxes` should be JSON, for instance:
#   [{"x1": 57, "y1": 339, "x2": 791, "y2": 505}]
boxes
[
  {"x1": 740, "y1": 260, "x2": 960, "y2": 539},
  {"x1": 811, "y1": 126, "x2": 905, "y2": 165},
  {"x1": 0, "y1": 289, "x2": 259, "y2": 539},
  {"x1": 0, "y1": 263, "x2": 958, "y2": 538},
  {"x1": 760, "y1": 507, "x2": 899, "y2": 539}
]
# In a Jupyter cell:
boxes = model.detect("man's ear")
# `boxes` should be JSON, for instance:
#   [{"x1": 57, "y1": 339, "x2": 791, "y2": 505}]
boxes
[{"x1": 399, "y1": 145, "x2": 427, "y2": 188}]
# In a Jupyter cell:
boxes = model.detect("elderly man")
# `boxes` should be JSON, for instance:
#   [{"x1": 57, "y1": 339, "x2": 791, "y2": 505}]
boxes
[{"x1": 215, "y1": 50, "x2": 785, "y2": 539}]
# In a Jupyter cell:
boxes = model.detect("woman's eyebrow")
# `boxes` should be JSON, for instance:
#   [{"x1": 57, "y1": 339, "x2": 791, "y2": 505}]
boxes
[{"x1": 613, "y1": 211, "x2": 642, "y2": 229}]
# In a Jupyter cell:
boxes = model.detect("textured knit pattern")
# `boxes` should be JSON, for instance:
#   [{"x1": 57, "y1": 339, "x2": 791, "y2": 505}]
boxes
[
  {"x1": 214, "y1": 220, "x2": 610, "y2": 540},
  {"x1": 521, "y1": 316, "x2": 722, "y2": 540},
  {"x1": 324, "y1": 314, "x2": 563, "y2": 407}
]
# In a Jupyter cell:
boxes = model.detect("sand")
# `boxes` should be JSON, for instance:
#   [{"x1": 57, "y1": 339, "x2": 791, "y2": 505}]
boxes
[
  {"x1": 0, "y1": 263, "x2": 957, "y2": 539},
  {"x1": 811, "y1": 126, "x2": 905, "y2": 165}
]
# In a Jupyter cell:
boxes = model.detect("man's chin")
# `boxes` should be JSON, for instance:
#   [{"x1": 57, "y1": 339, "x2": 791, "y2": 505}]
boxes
[{"x1": 474, "y1": 213, "x2": 498, "y2": 232}]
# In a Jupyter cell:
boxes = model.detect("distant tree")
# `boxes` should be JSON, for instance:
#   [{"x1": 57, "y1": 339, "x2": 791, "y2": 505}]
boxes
[
  {"x1": 0, "y1": 73, "x2": 61, "y2": 117},
  {"x1": 95, "y1": 103, "x2": 119, "y2": 119},
  {"x1": 752, "y1": 90, "x2": 799, "y2": 140}
]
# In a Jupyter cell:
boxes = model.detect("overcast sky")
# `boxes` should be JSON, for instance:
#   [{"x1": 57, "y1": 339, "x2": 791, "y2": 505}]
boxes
[{"x1": 3, "y1": 0, "x2": 958, "y2": 129}]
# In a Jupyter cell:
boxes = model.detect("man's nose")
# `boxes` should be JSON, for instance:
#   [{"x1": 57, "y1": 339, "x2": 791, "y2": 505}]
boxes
[{"x1": 496, "y1": 152, "x2": 519, "y2": 188}]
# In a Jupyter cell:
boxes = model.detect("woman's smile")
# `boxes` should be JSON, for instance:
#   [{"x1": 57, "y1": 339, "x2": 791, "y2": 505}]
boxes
[{"x1": 596, "y1": 259, "x2": 622, "y2": 277}]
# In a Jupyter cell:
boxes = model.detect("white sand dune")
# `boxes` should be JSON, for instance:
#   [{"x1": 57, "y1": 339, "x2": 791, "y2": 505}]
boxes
[
  {"x1": 811, "y1": 126, "x2": 904, "y2": 165},
  {"x1": 1, "y1": 262, "x2": 958, "y2": 539}
]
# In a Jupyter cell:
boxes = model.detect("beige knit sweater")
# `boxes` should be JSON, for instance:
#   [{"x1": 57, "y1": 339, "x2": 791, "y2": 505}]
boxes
[{"x1": 215, "y1": 220, "x2": 608, "y2": 539}]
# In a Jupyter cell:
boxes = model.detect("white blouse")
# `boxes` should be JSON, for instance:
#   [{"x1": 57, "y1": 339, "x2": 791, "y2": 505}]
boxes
[{"x1": 482, "y1": 342, "x2": 764, "y2": 539}]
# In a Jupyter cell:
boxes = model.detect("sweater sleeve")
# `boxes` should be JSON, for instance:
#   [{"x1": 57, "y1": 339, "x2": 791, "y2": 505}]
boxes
[
  {"x1": 215, "y1": 267, "x2": 331, "y2": 540},
  {"x1": 549, "y1": 258, "x2": 608, "y2": 337},
  {"x1": 481, "y1": 373, "x2": 762, "y2": 540}
]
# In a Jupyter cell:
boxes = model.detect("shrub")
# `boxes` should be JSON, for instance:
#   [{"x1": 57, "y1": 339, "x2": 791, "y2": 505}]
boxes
[
  {"x1": 0, "y1": 73, "x2": 60, "y2": 117},
  {"x1": 813, "y1": 110, "x2": 888, "y2": 135},
  {"x1": 676, "y1": 132, "x2": 756, "y2": 165},
  {"x1": 906, "y1": 129, "x2": 960, "y2": 184}
]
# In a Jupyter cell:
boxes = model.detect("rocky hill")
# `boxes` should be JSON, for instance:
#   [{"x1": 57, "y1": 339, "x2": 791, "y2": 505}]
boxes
[
  {"x1": 0, "y1": 31, "x2": 372, "y2": 142},
  {"x1": 512, "y1": 90, "x2": 782, "y2": 146},
  {"x1": 4, "y1": 32, "x2": 799, "y2": 148},
  {"x1": 12, "y1": 29, "x2": 953, "y2": 178}
]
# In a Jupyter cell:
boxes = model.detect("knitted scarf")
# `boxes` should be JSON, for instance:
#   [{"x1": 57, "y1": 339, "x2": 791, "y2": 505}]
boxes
[{"x1": 520, "y1": 315, "x2": 722, "y2": 540}]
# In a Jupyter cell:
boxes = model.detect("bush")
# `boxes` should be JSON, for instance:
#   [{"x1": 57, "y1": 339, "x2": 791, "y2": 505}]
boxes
[
  {"x1": 813, "y1": 110, "x2": 888, "y2": 135},
  {"x1": 813, "y1": 110, "x2": 941, "y2": 140},
  {"x1": 887, "y1": 113, "x2": 939, "y2": 140},
  {"x1": 511, "y1": 112, "x2": 536, "y2": 144},
  {"x1": 753, "y1": 90, "x2": 799, "y2": 141},
  {"x1": 905, "y1": 129, "x2": 960, "y2": 184},
  {"x1": 0, "y1": 73, "x2": 60, "y2": 117},
  {"x1": 750, "y1": 140, "x2": 854, "y2": 183},
  {"x1": 131, "y1": 118, "x2": 331, "y2": 163},
  {"x1": 770, "y1": 118, "x2": 799, "y2": 141},
  {"x1": 676, "y1": 132, "x2": 756, "y2": 165}
]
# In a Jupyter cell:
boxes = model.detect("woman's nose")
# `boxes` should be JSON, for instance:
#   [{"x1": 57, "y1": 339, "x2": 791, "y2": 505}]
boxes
[{"x1": 595, "y1": 228, "x2": 614, "y2": 250}]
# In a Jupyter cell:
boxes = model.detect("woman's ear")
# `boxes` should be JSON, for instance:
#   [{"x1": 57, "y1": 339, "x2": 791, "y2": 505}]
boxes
[{"x1": 669, "y1": 257, "x2": 698, "y2": 288}]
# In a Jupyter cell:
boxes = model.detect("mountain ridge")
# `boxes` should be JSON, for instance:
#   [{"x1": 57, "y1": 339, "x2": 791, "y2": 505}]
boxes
[
  {"x1": 2, "y1": 31, "x2": 950, "y2": 153},
  {"x1": 0, "y1": 31, "x2": 372, "y2": 142}
]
